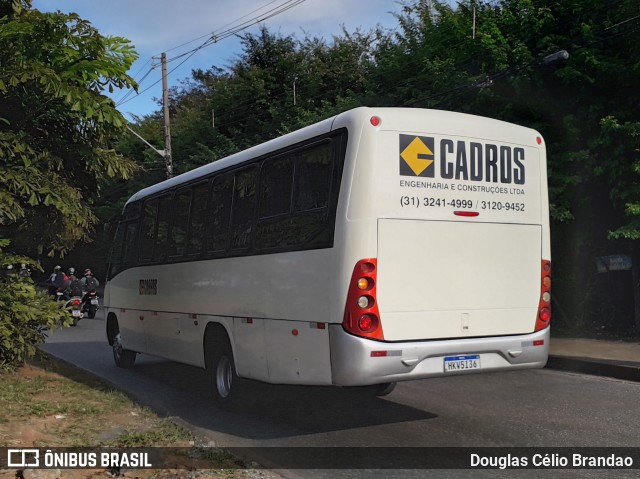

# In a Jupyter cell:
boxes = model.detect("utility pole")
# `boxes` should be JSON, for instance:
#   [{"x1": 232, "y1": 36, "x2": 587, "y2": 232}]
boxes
[{"x1": 161, "y1": 52, "x2": 173, "y2": 179}]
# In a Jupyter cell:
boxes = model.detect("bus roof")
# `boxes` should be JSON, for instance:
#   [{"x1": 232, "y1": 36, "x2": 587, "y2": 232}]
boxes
[{"x1": 124, "y1": 106, "x2": 541, "y2": 207}]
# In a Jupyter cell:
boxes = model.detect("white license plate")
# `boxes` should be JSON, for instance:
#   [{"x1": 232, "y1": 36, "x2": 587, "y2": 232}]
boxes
[
  {"x1": 443, "y1": 354, "x2": 480, "y2": 372},
  {"x1": 72, "y1": 310, "x2": 82, "y2": 317},
  {"x1": 90, "y1": 299, "x2": 99, "y2": 305}
]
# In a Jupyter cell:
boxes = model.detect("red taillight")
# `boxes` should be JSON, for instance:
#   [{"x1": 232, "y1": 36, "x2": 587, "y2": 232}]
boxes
[
  {"x1": 358, "y1": 314, "x2": 378, "y2": 332},
  {"x1": 343, "y1": 259, "x2": 384, "y2": 340},
  {"x1": 72, "y1": 299, "x2": 81, "y2": 306},
  {"x1": 535, "y1": 259, "x2": 552, "y2": 331}
]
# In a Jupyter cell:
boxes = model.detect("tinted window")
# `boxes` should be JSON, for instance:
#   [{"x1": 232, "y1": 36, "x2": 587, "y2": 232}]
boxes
[
  {"x1": 108, "y1": 223, "x2": 125, "y2": 277},
  {"x1": 122, "y1": 222, "x2": 138, "y2": 264},
  {"x1": 294, "y1": 142, "x2": 332, "y2": 211},
  {"x1": 153, "y1": 196, "x2": 171, "y2": 260},
  {"x1": 209, "y1": 175, "x2": 233, "y2": 252},
  {"x1": 256, "y1": 141, "x2": 334, "y2": 251},
  {"x1": 259, "y1": 157, "x2": 293, "y2": 218},
  {"x1": 138, "y1": 199, "x2": 158, "y2": 262},
  {"x1": 168, "y1": 189, "x2": 191, "y2": 257},
  {"x1": 231, "y1": 167, "x2": 257, "y2": 250},
  {"x1": 187, "y1": 182, "x2": 208, "y2": 255}
]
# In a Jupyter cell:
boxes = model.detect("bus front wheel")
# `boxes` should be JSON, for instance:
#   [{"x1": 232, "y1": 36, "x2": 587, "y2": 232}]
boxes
[
  {"x1": 206, "y1": 335, "x2": 245, "y2": 408},
  {"x1": 113, "y1": 332, "x2": 137, "y2": 368},
  {"x1": 108, "y1": 316, "x2": 136, "y2": 369}
]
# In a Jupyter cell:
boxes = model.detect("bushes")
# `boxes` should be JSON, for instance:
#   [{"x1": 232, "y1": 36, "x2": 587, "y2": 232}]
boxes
[{"x1": 0, "y1": 242, "x2": 69, "y2": 370}]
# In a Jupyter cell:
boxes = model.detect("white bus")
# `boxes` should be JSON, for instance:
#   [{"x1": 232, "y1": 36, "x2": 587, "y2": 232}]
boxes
[{"x1": 105, "y1": 107, "x2": 551, "y2": 406}]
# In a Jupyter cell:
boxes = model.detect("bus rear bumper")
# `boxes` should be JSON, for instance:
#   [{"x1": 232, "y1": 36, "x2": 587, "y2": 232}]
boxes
[{"x1": 329, "y1": 326, "x2": 550, "y2": 386}]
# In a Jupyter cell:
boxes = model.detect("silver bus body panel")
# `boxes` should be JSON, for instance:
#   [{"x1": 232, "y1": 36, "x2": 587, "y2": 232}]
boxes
[{"x1": 329, "y1": 324, "x2": 550, "y2": 386}]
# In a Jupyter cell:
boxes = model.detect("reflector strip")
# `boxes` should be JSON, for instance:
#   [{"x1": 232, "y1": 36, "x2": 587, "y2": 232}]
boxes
[
  {"x1": 533, "y1": 340, "x2": 545, "y2": 346},
  {"x1": 370, "y1": 350, "x2": 402, "y2": 357},
  {"x1": 454, "y1": 211, "x2": 479, "y2": 217}
]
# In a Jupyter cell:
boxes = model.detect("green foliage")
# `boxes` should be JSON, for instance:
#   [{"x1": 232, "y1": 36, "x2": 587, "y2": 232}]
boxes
[
  {"x1": 0, "y1": 0, "x2": 140, "y2": 257},
  {"x1": 0, "y1": 241, "x2": 69, "y2": 370},
  {"x1": 0, "y1": 1, "x2": 141, "y2": 367}
]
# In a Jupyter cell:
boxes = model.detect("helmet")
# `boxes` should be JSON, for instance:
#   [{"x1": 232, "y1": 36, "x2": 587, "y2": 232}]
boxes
[
  {"x1": 68, "y1": 267, "x2": 75, "y2": 275},
  {"x1": 84, "y1": 269, "x2": 92, "y2": 276},
  {"x1": 54, "y1": 265, "x2": 62, "y2": 271},
  {"x1": 7, "y1": 265, "x2": 13, "y2": 270},
  {"x1": 21, "y1": 263, "x2": 26, "y2": 268}
]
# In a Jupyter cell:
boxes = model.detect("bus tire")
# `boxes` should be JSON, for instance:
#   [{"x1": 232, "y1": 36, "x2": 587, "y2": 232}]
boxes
[
  {"x1": 113, "y1": 332, "x2": 136, "y2": 368},
  {"x1": 369, "y1": 382, "x2": 397, "y2": 397},
  {"x1": 107, "y1": 316, "x2": 136, "y2": 369},
  {"x1": 205, "y1": 333, "x2": 245, "y2": 408}
]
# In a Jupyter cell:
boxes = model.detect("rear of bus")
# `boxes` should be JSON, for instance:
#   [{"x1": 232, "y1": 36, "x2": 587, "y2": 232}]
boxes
[{"x1": 329, "y1": 108, "x2": 551, "y2": 386}]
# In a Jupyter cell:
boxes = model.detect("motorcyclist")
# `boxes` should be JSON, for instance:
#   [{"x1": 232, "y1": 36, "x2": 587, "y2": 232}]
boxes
[
  {"x1": 18, "y1": 263, "x2": 31, "y2": 280},
  {"x1": 80, "y1": 269, "x2": 100, "y2": 309},
  {"x1": 54, "y1": 267, "x2": 70, "y2": 300},
  {"x1": 68, "y1": 268, "x2": 83, "y2": 297},
  {"x1": 47, "y1": 265, "x2": 62, "y2": 296}
]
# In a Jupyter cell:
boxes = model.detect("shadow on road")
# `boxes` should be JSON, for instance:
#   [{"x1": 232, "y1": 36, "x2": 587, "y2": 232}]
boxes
[{"x1": 44, "y1": 340, "x2": 436, "y2": 441}]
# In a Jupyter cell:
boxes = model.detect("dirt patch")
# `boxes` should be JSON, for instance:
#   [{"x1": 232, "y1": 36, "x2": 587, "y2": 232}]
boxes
[{"x1": 0, "y1": 355, "x2": 279, "y2": 479}]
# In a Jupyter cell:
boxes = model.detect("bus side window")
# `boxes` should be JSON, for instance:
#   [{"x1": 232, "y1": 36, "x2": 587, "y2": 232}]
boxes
[
  {"x1": 187, "y1": 182, "x2": 209, "y2": 256},
  {"x1": 293, "y1": 142, "x2": 332, "y2": 211},
  {"x1": 208, "y1": 174, "x2": 234, "y2": 253},
  {"x1": 255, "y1": 141, "x2": 334, "y2": 251},
  {"x1": 167, "y1": 189, "x2": 191, "y2": 258},
  {"x1": 153, "y1": 195, "x2": 172, "y2": 261},
  {"x1": 108, "y1": 222, "x2": 125, "y2": 278},
  {"x1": 230, "y1": 167, "x2": 258, "y2": 250},
  {"x1": 122, "y1": 222, "x2": 139, "y2": 266},
  {"x1": 289, "y1": 142, "x2": 333, "y2": 247},
  {"x1": 259, "y1": 157, "x2": 293, "y2": 218},
  {"x1": 139, "y1": 199, "x2": 158, "y2": 263}
]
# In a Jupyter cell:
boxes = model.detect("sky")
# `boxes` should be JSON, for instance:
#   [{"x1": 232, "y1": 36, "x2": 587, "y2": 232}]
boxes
[{"x1": 31, "y1": 0, "x2": 405, "y2": 120}]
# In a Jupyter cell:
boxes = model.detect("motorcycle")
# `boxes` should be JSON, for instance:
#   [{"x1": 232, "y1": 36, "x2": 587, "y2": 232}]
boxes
[
  {"x1": 82, "y1": 290, "x2": 99, "y2": 319},
  {"x1": 63, "y1": 296, "x2": 84, "y2": 326}
]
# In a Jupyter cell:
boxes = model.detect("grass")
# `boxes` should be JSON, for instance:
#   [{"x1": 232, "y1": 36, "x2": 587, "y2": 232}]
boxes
[{"x1": 0, "y1": 353, "x2": 268, "y2": 479}]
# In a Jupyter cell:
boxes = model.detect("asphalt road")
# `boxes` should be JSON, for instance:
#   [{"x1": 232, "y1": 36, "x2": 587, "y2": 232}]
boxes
[{"x1": 41, "y1": 310, "x2": 640, "y2": 479}]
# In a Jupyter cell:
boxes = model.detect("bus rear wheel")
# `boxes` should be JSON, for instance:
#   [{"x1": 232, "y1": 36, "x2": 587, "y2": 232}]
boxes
[
  {"x1": 206, "y1": 335, "x2": 245, "y2": 408},
  {"x1": 372, "y1": 382, "x2": 397, "y2": 396}
]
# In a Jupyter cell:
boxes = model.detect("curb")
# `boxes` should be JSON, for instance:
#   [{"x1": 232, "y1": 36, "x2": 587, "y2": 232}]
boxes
[{"x1": 546, "y1": 355, "x2": 640, "y2": 382}]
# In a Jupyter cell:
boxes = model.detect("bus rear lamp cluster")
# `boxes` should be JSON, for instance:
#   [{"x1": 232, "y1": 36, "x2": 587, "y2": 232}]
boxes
[
  {"x1": 535, "y1": 260, "x2": 552, "y2": 331},
  {"x1": 343, "y1": 259, "x2": 384, "y2": 340}
]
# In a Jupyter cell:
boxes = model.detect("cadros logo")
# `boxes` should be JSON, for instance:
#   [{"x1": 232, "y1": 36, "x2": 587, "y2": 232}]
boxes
[{"x1": 399, "y1": 134, "x2": 526, "y2": 185}]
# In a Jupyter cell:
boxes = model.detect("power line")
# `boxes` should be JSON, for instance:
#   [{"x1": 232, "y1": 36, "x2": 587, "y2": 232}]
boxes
[{"x1": 117, "y1": 0, "x2": 307, "y2": 108}]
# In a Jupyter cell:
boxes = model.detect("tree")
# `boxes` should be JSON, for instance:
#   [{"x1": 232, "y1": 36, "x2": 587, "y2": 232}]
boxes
[
  {"x1": 0, "y1": 0, "x2": 139, "y2": 257},
  {"x1": 0, "y1": 0, "x2": 139, "y2": 367}
]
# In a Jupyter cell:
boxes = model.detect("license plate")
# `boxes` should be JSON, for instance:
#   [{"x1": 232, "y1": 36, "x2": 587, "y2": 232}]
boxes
[
  {"x1": 443, "y1": 354, "x2": 480, "y2": 372},
  {"x1": 72, "y1": 310, "x2": 82, "y2": 317},
  {"x1": 91, "y1": 299, "x2": 99, "y2": 305}
]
